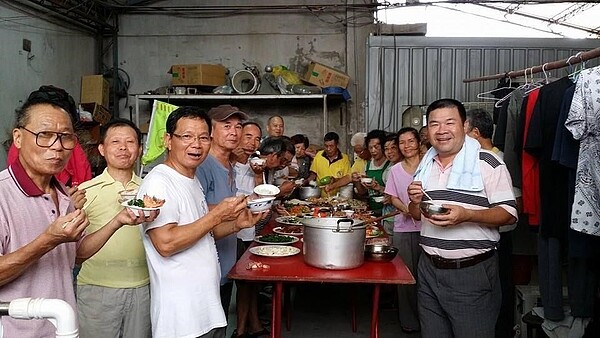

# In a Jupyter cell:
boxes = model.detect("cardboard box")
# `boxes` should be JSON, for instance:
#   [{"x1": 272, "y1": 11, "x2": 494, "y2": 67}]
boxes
[
  {"x1": 81, "y1": 75, "x2": 109, "y2": 108},
  {"x1": 168, "y1": 63, "x2": 226, "y2": 87},
  {"x1": 303, "y1": 61, "x2": 350, "y2": 89},
  {"x1": 81, "y1": 102, "x2": 111, "y2": 125}
]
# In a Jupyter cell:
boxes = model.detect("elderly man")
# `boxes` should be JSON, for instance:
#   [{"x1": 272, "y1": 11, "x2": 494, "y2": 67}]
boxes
[
  {"x1": 407, "y1": 99, "x2": 517, "y2": 338},
  {"x1": 76, "y1": 118, "x2": 151, "y2": 338},
  {"x1": 254, "y1": 137, "x2": 296, "y2": 198},
  {"x1": 305, "y1": 132, "x2": 351, "y2": 196},
  {"x1": 266, "y1": 115, "x2": 284, "y2": 137},
  {"x1": 138, "y1": 106, "x2": 264, "y2": 338},
  {"x1": 0, "y1": 88, "x2": 154, "y2": 338},
  {"x1": 195, "y1": 104, "x2": 247, "y2": 318}
]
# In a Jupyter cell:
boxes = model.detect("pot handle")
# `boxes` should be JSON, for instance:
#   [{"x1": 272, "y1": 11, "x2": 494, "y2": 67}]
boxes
[{"x1": 334, "y1": 218, "x2": 354, "y2": 233}]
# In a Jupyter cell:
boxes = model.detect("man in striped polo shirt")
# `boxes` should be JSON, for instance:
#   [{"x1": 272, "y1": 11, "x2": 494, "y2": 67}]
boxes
[{"x1": 407, "y1": 99, "x2": 518, "y2": 338}]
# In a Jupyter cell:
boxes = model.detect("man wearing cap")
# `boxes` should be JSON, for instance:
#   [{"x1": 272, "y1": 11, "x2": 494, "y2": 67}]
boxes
[{"x1": 195, "y1": 104, "x2": 248, "y2": 318}]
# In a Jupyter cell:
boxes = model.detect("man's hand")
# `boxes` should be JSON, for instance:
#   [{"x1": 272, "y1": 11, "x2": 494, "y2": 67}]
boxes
[
  {"x1": 68, "y1": 185, "x2": 87, "y2": 210},
  {"x1": 407, "y1": 181, "x2": 424, "y2": 204},
  {"x1": 351, "y1": 172, "x2": 362, "y2": 183},
  {"x1": 231, "y1": 147, "x2": 246, "y2": 163},
  {"x1": 46, "y1": 209, "x2": 89, "y2": 244},
  {"x1": 236, "y1": 209, "x2": 269, "y2": 229},
  {"x1": 213, "y1": 195, "x2": 248, "y2": 222},
  {"x1": 424, "y1": 204, "x2": 471, "y2": 227},
  {"x1": 117, "y1": 207, "x2": 160, "y2": 226},
  {"x1": 250, "y1": 162, "x2": 266, "y2": 175},
  {"x1": 278, "y1": 181, "x2": 296, "y2": 197}
]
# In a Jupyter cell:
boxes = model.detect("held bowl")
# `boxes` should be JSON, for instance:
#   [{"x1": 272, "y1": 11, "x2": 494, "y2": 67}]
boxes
[
  {"x1": 249, "y1": 157, "x2": 266, "y2": 166},
  {"x1": 247, "y1": 197, "x2": 276, "y2": 213},
  {"x1": 364, "y1": 245, "x2": 398, "y2": 262},
  {"x1": 360, "y1": 177, "x2": 373, "y2": 184},
  {"x1": 372, "y1": 195, "x2": 385, "y2": 203},
  {"x1": 253, "y1": 184, "x2": 280, "y2": 197},
  {"x1": 419, "y1": 201, "x2": 450, "y2": 218}
]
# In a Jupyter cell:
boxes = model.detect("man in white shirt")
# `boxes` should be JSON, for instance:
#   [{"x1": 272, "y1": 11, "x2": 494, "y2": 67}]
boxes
[{"x1": 138, "y1": 106, "x2": 265, "y2": 338}]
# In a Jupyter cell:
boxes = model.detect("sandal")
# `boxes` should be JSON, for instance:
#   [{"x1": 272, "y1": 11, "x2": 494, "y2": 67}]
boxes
[{"x1": 248, "y1": 328, "x2": 270, "y2": 337}]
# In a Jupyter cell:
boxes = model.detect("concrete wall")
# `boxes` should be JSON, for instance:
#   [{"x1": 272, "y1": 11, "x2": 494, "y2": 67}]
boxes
[
  {"x1": 0, "y1": 4, "x2": 96, "y2": 168},
  {"x1": 116, "y1": 0, "x2": 373, "y2": 153}
]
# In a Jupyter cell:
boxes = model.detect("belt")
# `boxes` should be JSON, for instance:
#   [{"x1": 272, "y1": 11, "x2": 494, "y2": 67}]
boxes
[{"x1": 423, "y1": 249, "x2": 495, "y2": 269}]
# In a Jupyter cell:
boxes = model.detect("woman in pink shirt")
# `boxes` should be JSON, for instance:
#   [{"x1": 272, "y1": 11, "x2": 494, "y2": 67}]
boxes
[{"x1": 384, "y1": 127, "x2": 423, "y2": 334}]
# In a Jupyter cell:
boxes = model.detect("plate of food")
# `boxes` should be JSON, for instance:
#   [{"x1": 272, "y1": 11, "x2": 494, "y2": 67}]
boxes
[
  {"x1": 275, "y1": 216, "x2": 303, "y2": 225},
  {"x1": 121, "y1": 195, "x2": 165, "y2": 216},
  {"x1": 285, "y1": 205, "x2": 311, "y2": 216},
  {"x1": 366, "y1": 225, "x2": 383, "y2": 239},
  {"x1": 254, "y1": 234, "x2": 299, "y2": 245},
  {"x1": 249, "y1": 245, "x2": 301, "y2": 257},
  {"x1": 273, "y1": 226, "x2": 304, "y2": 236}
]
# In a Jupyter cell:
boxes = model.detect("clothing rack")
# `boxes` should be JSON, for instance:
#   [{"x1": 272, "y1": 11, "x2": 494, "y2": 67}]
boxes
[{"x1": 463, "y1": 46, "x2": 600, "y2": 83}]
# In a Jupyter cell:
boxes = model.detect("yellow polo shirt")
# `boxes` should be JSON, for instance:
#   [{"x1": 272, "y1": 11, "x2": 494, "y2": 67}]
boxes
[
  {"x1": 77, "y1": 169, "x2": 149, "y2": 288},
  {"x1": 310, "y1": 150, "x2": 351, "y2": 196},
  {"x1": 351, "y1": 158, "x2": 367, "y2": 174}
]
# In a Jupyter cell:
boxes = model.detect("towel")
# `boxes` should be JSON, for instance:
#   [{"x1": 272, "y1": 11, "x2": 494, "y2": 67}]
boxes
[{"x1": 413, "y1": 136, "x2": 484, "y2": 192}]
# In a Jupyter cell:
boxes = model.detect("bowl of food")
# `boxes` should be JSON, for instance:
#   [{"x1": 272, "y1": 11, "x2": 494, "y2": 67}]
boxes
[
  {"x1": 364, "y1": 245, "x2": 398, "y2": 262},
  {"x1": 419, "y1": 201, "x2": 450, "y2": 218},
  {"x1": 254, "y1": 184, "x2": 280, "y2": 197},
  {"x1": 360, "y1": 177, "x2": 373, "y2": 184},
  {"x1": 122, "y1": 195, "x2": 165, "y2": 217},
  {"x1": 247, "y1": 197, "x2": 276, "y2": 214}
]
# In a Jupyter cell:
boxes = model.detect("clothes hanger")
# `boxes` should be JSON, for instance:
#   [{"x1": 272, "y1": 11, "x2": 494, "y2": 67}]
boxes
[
  {"x1": 568, "y1": 52, "x2": 586, "y2": 82},
  {"x1": 477, "y1": 74, "x2": 514, "y2": 101},
  {"x1": 494, "y1": 68, "x2": 533, "y2": 108}
]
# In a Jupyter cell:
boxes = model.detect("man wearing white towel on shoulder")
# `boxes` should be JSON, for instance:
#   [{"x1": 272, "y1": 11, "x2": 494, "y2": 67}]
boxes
[{"x1": 407, "y1": 98, "x2": 518, "y2": 338}]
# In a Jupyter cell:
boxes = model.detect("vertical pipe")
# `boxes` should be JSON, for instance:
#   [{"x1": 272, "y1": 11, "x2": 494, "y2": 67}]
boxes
[{"x1": 112, "y1": 16, "x2": 119, "y2": 118}]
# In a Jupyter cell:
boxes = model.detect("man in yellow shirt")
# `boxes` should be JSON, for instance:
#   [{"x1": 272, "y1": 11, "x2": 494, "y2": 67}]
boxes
[
  {"x1": 305, "y1": 132, "x2": 351, "y2": 196},
  {"x1": 77, "y1": 119, "x2": 150, "y2": 337}
]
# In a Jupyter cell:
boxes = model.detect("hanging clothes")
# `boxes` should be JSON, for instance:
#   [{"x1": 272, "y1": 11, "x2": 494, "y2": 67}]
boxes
[
  {"x1": 566, "y1": 66, "x2": 600, "y2": 236},
  {"x1": 521, "y1": 89, "x2": 542, "y2": 227},
  {"x1": 525, "y1": 77, "x2": 574, "y2": 240}
]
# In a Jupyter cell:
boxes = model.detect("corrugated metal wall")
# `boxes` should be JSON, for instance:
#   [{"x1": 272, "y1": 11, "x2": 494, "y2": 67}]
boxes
[{"x1": 366, "y1": 36, "x2": 600, "y2": 131}]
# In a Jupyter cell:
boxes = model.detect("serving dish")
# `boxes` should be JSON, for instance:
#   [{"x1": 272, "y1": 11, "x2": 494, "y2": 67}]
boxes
[
  {"x1": 254, "y1": 234, "x2": 299, "y2": 245},
  {"x1": 272, "y1": 226, "x2": 303, "y2": 236},
  {"x1": 249, "y1": 245, "x2": 301, "y2": 257}
]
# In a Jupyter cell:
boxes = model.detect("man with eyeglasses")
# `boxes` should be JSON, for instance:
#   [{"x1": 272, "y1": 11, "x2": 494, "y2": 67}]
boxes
[
  {"x1": 137, "y1": 106, "x2": 265, "y2": 338},
  {"x1": 6, "y1": 86, "x2": 92, "y2": 188},
  {"x1": 0, "y1": 89, "x2": 157, "y2": 338}
]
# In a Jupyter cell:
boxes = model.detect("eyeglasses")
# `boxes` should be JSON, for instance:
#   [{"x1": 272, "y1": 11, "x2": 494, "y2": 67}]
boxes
[
  {"x1": 171, "y1": 133, "x2": 211, "y2": 144},
  {"x1": 19, "y1": 127, "x2": 77, "y2": 150}
]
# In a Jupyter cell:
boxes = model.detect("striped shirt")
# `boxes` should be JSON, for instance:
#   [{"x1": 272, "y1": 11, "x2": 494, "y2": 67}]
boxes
[{"x1": 420, "y1": 150, "x2": 518, "y2": 259}]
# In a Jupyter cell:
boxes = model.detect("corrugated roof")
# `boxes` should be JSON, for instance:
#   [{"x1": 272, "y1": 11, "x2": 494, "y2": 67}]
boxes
[{"x1": 382, "y1": 1, "x2": 600, "y2": 38}]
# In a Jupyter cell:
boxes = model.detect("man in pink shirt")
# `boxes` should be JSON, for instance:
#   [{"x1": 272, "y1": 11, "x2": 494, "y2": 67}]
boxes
[{"x1": 0, "y1": 88, "x2": 156, "y2": 338}]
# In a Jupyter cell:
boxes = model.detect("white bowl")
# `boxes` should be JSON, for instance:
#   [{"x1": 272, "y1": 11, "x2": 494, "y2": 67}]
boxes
[
  {"x1": 372, "y1": 196, "x2": 385, "y2": 203},
  {"x1": 344, "y1": 210, "x2": 355, "y2": 218},
  {"x1": 253, "y1": 184, "x2": 280, "y2": 197},
  {"x1": 247, "y1": 197, "x2": 276, "y2": 213},
  {"x1": 121, "y1": 201, "x2": 159, "y2": 217},
  {"x1": 250, "y1": 158, "x2": 266, "y2": 166},
  {"x1": 360, "y1": 177, "x2": 373, "y2": 184}
]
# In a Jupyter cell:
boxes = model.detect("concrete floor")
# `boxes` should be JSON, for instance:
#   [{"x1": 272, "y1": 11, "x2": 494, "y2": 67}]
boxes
[{"x1": 227, "y1": 283, "x2": 420, "y2": 338}]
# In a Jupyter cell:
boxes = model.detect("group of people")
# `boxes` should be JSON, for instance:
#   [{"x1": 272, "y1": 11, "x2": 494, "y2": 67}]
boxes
[{"x1": 0, "y1": 85, "x2": 518, "y2": 338}]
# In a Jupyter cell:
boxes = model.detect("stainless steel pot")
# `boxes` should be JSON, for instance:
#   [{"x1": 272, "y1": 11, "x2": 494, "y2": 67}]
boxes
[
  {"x1": 301, "y1": 217, "x2": 366, "y2": 270},
  {"x1": 299, "y1": 186, "x2": 321, "y2": 200}
]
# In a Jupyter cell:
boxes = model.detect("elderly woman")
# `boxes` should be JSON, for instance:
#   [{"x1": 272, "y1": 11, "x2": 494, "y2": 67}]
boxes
[{"x1": 384, "y1": 127, "x2": 423, "y2": 334}]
